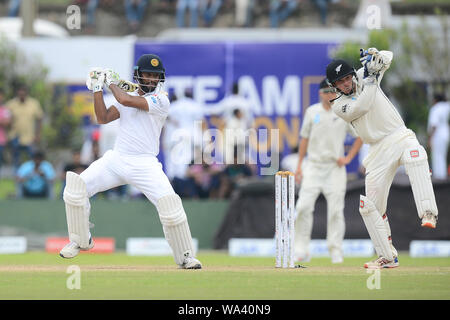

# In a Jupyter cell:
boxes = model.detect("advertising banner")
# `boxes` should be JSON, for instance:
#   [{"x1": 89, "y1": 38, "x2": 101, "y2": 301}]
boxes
[{"x1": 134, "y1": 41, "x2": 359, "y2": 174}]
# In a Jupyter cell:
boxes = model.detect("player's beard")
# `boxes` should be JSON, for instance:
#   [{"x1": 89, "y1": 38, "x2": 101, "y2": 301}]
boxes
[{"x1": 139, "y1": 81, "x2": 158, "y2": 93}]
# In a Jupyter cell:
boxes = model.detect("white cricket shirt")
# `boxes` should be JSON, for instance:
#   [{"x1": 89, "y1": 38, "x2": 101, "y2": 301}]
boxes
[
  {"x1": 113, "y1": 90, "x2": 170, "y2": 156},
  {"x1": 331, "y1": 51, "x2": 406, "y2": 145},
  {"x1": 301, "y1": 102, "x2": 357, "y2": 164}
]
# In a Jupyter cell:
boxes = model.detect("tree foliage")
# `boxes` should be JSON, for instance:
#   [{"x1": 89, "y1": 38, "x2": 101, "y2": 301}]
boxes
[{"x1": 0, "y1": 36, "x2": 82, "y2": 151}]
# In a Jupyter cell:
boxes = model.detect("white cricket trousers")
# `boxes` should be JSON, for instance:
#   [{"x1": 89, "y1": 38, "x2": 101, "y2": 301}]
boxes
[
  {"x1": 363, "y1": 128, "x2": 419, "y2": 215},
  {"x1": 362, "y1": 128, "x2": 426, "y2": 259},
  {"x1": 80, "y1": 150, "x2": 175, "y2": 204},
  {"x1": 430, "y1": 133, "x2": 449, "y2": 180},
  {"x1": 294, "y1": 161, "x2": 346, "y2": 259}
]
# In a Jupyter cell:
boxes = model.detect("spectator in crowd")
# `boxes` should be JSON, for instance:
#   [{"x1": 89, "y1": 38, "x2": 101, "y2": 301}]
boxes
[
  {"x1": 176, "y1": 0, "x2": 199, "y2": 28},
  {"x1": 7, "y1": 0, "x2": 21, "y2": 17},
  {"x1": 235, "y1": 0, "x2": 254, "y2": 27},
  {"x1": 218, "y1": 146, "x2": 254, "y2": 198},
  {"x1": 202, "y1": 0, "x2": 223, "y2": 27},
  {"x1": 124, "y1": 0, "x2": 149, "y2": 33},
  {"x1": 61, "y1": 149, "x2": 89, "y2": 197},
  {"x1": 6, "y1": 85, "x2": 43, "y2": 172},
  {"x1": 0, "y1": 89, "x2": 11, "y2": 176},
  {"x1": 270, "y1": 0, "x2": 299, "y2": 28},
  {"x1": 427, "y1": 93, "x2": 450, "y2": 180},
  {"x1": 16, "y1": 150, "x2": 55, "y2": 199},
  {"x1": 86, "y1": 0, "x2": 100, "y2": 33},
  {"x1": 311, "y1": 0, "x2": 331, "y2": 25},
  {"x1": 186, "y1": 158, "x2": 223, "y2": 198}
]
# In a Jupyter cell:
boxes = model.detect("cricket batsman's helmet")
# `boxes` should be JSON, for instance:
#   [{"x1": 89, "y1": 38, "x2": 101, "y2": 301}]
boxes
[
  {"x1": 326, "y1": 59, "x2": 356, "y2": 87},
  {"x1": 133, "y1": 54, "x2": 165, "y2": 93}
]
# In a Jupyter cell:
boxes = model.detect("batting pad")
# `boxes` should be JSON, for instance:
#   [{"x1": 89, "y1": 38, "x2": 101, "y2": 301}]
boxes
[
  {"x1": 401, "y1": 145, "x2": 438, "y2": 219},
  {"x1": 359, "y1": 195, "x2": 394, "y2": 261},
  {"x1": 63, "y1": 172, "x2": 91, "y2": 249},
  {"x1": 156, "y1": 194, "x2": 196, "y2": 265}
]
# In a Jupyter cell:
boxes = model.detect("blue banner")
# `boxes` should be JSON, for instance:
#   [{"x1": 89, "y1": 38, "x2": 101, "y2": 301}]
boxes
[{"x1": 134, "y1": 41, "x2": 360, "y2": 174}]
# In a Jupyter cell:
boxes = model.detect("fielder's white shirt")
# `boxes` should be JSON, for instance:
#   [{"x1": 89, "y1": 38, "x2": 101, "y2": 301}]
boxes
[
  {"x1": 113, "y1": 90, "x2": 170, "y2": 156},
  {"x1": 331, "y1": 51, "x2": 406, "y2": 145},
  {"x1": 428, "y1": 101, "x2": 450, "y2": 142},
  {"x1": 300, "y1": 102, "x2": 357, "y2": 164}
]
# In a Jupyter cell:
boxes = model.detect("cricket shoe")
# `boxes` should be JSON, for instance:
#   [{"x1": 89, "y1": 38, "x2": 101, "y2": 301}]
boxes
[
  {"x1": 421, "y1": 212, "x2": 437, "y2": 229},
  {"x1": 364, "y1": 256, "x2": 399, "y2": 269},
  {"x1": 179, "y1": 252, "x2": 202, "y2": 269},
  {"x1": 59, "y1": 237, "x2": 94, "y2": 259}
]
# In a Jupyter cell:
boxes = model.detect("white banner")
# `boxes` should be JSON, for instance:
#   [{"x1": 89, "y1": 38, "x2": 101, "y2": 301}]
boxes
[
  {"x1": 410, "y1": 240, "x2": 450, "y2": 257},
  {"x1": 229, "y1": 238, "x2": 374, "y2": 257},
  {"x1": 0, "y1": 236, "x2": 27, "y2": 254},
  {"x1": 15, "y1": 36, "x2": 136, "y2": 83},
  {"x1": 126, "y1": 237, "x2": 198, "y2": 256}
]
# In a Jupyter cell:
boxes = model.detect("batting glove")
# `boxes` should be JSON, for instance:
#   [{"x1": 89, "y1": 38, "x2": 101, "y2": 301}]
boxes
[
  {"x1": 104, "y1": 69, "x2": 121, "y2": 87},
  {"x1": 360, "y1": 49, "x2": 384, "y2": 78},
  {"x1": 86, "y1": 68, "x2": 105, "y2": 92}
]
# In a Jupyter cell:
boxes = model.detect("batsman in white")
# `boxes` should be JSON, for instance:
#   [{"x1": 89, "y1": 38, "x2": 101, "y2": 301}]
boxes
[
  {"x1": 294, "y1": 79, "x2": 363, "y2": 264},
  {"x1": 59, "y1": 54, "x2": 202, "y2": 269},
  {"x1": 326, "y1": 48, "x2": 438, "y2": 269}
]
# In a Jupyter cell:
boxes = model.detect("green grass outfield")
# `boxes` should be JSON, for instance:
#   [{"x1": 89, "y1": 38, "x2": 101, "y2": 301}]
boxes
[{"x1": 0, "y1": 252, "x2": 449, "y2": 300}]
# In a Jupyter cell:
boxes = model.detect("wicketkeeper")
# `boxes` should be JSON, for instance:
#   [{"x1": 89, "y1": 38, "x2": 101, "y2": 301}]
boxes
[
  {"x1": 326, "y1": 48, "x2": 438, "y2": 269},
  {"x1": 294, "y1": 79, "x2": 363, "y2": 264},
  {"x1": 59, "y1": 54, "x2": 202, "y2": 269}
]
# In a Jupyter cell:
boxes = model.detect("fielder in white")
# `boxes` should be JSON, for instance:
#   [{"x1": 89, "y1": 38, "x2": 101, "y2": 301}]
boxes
[
  {"x1": 326, "y1": 48, "x2": 438, "y2": 269},
  {"x1": 427, "y1": 93, "x2": 450, "y2": 180},
  {"x1": 59, "y1": 54, "x2": 202, "y2": 269},
  {"x1": 294, "y1": 79, "x2": 363, "y2": 264}
]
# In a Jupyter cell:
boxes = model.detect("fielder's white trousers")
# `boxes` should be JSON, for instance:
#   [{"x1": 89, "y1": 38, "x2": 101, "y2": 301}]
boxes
[
  {"x1": 430, "y1": 134, "x2": 449, "y2": 180},
  {"x1": 80, "y1": 150, "x2": 175, "y2": 204},
  {"x1": 294, "y1": 161, "x2": 346, "y2": 259}
]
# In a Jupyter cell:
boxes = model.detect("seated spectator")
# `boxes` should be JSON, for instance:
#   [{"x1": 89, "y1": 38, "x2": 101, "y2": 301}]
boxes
[
  {"x1": 218, "y1": 147, "x2": 254, "y2": 198},
  {"x1": 235, "y1": 0, "x2": 254, "y2": 27},
  {"x1": 0, "y1": 89, "x2": 11, "y2": 177},
  {"x1": 202, "y1": 0, "x2": 223, "y2": 27},
  {"x1": 8, "y1": 0, "x2": 21, "y2": 17},
  {"x1": 16, "y1": 150, "x2": 55, "y2": 199},
  {"x1": 86, "y1": 0, "x2": 100, "y2": 33},
  {"x1": 186, "y1": 160, "x2": 223, "y2": 199},
  {"x1": 176, "y1": 0, "x2": 199, "y2": 28},
  {"x1": 270, "y1": 0, "x2": 299, "y2": 28},
  {"x1": 310, "y1": 0, "x2": 332, "y2": 26},
  {"x1": 124, "y1": 0, "x2": 149, "y2": 33}
]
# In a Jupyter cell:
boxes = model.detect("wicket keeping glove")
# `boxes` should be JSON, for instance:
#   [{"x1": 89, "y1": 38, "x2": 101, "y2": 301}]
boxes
[{"x1": 104, "y1": 69, "x2": 121, "y2": 87}]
